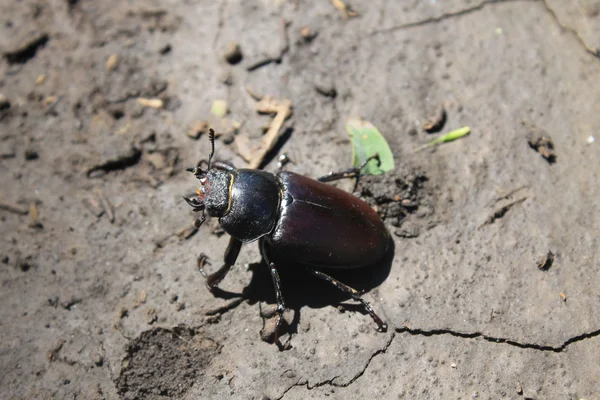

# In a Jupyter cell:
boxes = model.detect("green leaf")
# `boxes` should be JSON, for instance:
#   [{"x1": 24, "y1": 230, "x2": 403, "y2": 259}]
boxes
[
  {"x1": 346, "y1": 118, "x2": 394, "y2": 175},
  {"x1": 414, "y1": 126, "x2": 471, "y2": 152}
]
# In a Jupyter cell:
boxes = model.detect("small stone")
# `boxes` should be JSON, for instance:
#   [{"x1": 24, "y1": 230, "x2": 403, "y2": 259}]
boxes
[
  {"x1": 223, "y1": 43, "x2": 242, "y2": 65},
  {"x1": 221, "y1": 132, "x2": 235, "y2": 145},
  {"x1": 284, "y1": 370, "x2": 296, "y2": 379},
  {"x1": 36, "y1": 74, "x2": 47, "y2": 85},
  {"x1": 313, "y1": 79, "x2": 336, "y2": 98},
  {"x1": 187, "y1": 120, "x2": 208, "y2": 140},
  {"x1": 211, "y1": 100, "x2": 228, "y2": 117},
  {"x1": 394, "y1": 225, "x2": 420, "y2": 239},
  {"x1": 105, "y1": 54, "x2": 118, "y2": 72},
  {"x1": 92, "y1": 353, "x2": 104, "y2": 366},
  {"x1": 300, "y1": 26, "x2": 317, "y2": 42},
  {"x1": 136, "y1": 98, "x2": 163, "y2": 109},
  {"x1": 24, "y1": 149, "x2": 39, "y2": 160},
  {"x1": 587, "y1": 135, "x2": 595, "y2": 144},
  {"x1": 516, "y1": 381, "x2": 523, "y2": 395},
  {"x1": 158, "y1": 43, "x2": 172, "y2": 55},
  {"x1": 147, "y1": 308, "x2": 158, "y2": 324}
]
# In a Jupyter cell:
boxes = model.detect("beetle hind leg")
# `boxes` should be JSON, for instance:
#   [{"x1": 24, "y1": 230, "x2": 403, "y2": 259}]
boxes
[{"x1": 308, "y1": 267, "x2": 388, "y2": 332}]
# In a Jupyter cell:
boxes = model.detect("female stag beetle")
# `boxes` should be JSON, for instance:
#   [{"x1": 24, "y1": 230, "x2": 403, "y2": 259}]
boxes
[{"x1": 184, "y1": 129, "x2": 391, "y2": 340}]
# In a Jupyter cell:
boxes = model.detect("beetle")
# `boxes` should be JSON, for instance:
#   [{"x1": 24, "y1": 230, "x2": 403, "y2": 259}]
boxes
[{"x1": 184, "y1": 129, "x2": 391, "y2": 341}]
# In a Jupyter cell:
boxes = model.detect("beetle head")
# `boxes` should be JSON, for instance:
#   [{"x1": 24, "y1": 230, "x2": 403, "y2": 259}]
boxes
[{"x1": 184, "y1": 129, "x2": 232, "y2": 226}]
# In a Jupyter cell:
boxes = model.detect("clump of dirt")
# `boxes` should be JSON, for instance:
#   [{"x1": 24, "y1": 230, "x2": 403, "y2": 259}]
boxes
[
  {"x1": 523, "y1": 120, "x2": 556, "y2": 164},
  {"x1": 356, "y1": 168, "x2": 431, "y2": 233},
  {"x1": 116, "y1": 327, "x2": 220, "y2": 400}
]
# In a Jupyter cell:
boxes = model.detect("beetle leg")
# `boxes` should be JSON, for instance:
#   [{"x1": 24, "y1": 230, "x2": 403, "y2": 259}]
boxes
[
  {"x1": 308, "y1": 268, "x2": 388, "y2": 332},
  {"x1": 263, "y1": 261, "x2": 287, "y2": 345},
  {"x1": 197, "y1": 253, "x2": 211, "y2": 277},
  {"x1": 317, "y1": 154, "x2": 381, "y2": 192},
  {"x1": 268, "y1": 262, "x2": 286, "y2": 326},
  {"x1": 200, "y1": 237, "x2": 242, "y2": 289},
  {"x1": 259, "y1": 240, "x2": 289, "y2": 346},
  {"x1": 276, "y1": 153, "x2": 293, "y2": 171}
]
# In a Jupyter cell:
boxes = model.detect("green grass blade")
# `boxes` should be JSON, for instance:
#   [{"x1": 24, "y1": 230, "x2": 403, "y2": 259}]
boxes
[{"x1": 415, "y1": 126, "x2": 471, "y2": 152}]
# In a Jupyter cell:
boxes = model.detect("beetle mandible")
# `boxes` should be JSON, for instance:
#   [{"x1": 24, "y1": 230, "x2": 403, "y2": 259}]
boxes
[{"x1": 184, "y1": 129, "x2": 391, "y2": 340}]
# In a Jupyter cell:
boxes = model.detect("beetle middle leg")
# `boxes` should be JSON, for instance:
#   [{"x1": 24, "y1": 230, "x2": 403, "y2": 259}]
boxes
[
  {"x1": 266, "y1": 262, "x2": 287, "y2": 333},
  {"x1": 308, "y1": 267, "x2": 388, "y2": 332},
  {"x1": 258, "y1": 240, "x2": 289, "y2": 346},
  {"x1": 199, "y1": 236, "x2": 242, "y2": 288},
  {"x1": 317, "y1": 154, "x2": 380, "y2": 191}
]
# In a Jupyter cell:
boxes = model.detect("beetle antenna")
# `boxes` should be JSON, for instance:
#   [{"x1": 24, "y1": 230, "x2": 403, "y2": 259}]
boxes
[{"x1": 207, "y1": 128, "x2": 216, "y2": 170}]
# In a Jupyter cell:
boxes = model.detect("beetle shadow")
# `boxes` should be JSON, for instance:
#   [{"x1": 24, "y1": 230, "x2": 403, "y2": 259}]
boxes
[{"x1": 238, "y1": 238, "x2": 395, "y2": 336}]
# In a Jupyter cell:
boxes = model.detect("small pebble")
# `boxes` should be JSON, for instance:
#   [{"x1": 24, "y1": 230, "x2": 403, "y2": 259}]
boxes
[
  {"x1": 223, "y1": 43, "x2": 242, "y2": 65},
  {"x1": 0, "y1": 93, "x2": 12, "y2": 110},
  {"x1": 105, "y1": 54, "x2": 118, "y2": 72}
]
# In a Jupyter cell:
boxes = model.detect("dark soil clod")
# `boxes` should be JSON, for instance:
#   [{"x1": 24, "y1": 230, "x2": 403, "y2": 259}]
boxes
[
  {"x1": 223, "y1": 42, "x2": 243, "y2": 65},
  {"x1": 357, "y1": 171, "x2": 430, "y2": 228},
  {"x1": 523, "y1": 121, "x2": 557, "y2": 164},
  {"x1": 423, "y1": 104, "x2": 447, "y2": 133},
  {"x1": 116, "y1": 327, "x2": 220, "y2": 400},
  {"x1": 537, "y1": 250, "x2": 555, "y2": 271}
]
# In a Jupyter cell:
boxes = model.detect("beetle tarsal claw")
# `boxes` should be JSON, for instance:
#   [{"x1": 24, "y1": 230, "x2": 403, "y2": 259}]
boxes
[
  {"x1": 373, "y1": 153, "x2": 381, "y2": 167},
  {"x1": 194, "y1": 215, "x2": 206, "y2": 228}
]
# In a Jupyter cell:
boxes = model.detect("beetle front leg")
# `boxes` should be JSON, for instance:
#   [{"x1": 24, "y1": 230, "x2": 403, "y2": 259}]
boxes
[
  {"x1": 199, "y1": 236, "x2": 242, "y2": 289},
  {"x1": 308, "y1": 268, "x2": 388, "y2": 332}
]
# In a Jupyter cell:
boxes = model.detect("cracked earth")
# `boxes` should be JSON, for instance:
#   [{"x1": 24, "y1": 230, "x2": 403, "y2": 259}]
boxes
[{"x1": 1, "y1": 0, "x2": 599, "y2": 399}]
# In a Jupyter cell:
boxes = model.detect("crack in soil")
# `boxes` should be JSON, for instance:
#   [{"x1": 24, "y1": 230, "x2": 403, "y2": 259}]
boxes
[
  {"x1": 479, "y1": 197, "x2": 527, "y2": 228},
  {"x1": 396, "y1": 326, "x2": 600, "y2": 352},
  {"x1": 368, "y1": 0, "x2": 534, "y2": 36},
  {"x1": 277, "y1": 326, "x2": 600, "y2": 398},
  {"x1": 212, "y1": 0, "x2": 228, "y2": 54},
  {"x1": 540, "y1": 0, "x2": 600, "y2": 60},
  {"x1": 276, "y1": 332, "x2": 395, "y2": 399},
  {"x1": 369, "y1": 0, "x2": 599, "y2": 61}
]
